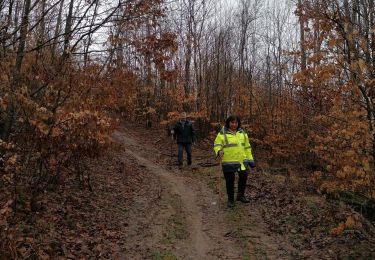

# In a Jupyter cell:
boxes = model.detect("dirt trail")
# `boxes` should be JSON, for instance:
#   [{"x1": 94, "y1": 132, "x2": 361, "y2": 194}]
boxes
[
  {"x1": 112, "y1": 126, "x2": 291, "y2": 259},
  {"x1": 126, "y1": 145, "x2": 213, "y2": 259},
  {"x1": 4, "y1": 123, "x2": 373, "y2": 259},
  {"x1": 113, "y1": 128, "x2": 244, "y2": 259}
]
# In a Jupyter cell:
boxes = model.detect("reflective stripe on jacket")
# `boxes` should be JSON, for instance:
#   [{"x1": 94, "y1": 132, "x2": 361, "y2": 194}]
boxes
[{"x1": 213, "y1": 127, "x2": 254, "y2": 173}]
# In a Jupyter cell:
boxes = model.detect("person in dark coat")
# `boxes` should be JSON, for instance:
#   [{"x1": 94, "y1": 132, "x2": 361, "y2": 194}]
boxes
[{"x1": 171, "y1": 112, "x2": 196, "y2": 169}]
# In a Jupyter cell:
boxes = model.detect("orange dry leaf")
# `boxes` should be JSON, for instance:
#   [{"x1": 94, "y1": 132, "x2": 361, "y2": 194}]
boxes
[
  {"x1": 345, "y1": 216, "x2": 355, "y2": 228},
  {"x1": 330, "y1": 222, "x2": 345, "y2": 235},
  {"x1": 7, "y1": 155, "x2": 18, "y2": 165}
]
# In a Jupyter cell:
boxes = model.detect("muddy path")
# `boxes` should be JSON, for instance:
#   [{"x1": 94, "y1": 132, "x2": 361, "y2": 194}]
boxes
[
  {"x1": 4, "y1": 122, "x2": 373, "y2": 260},
  {"x1": 112, "y1": 125, "x2": 292, "y2": 259}
]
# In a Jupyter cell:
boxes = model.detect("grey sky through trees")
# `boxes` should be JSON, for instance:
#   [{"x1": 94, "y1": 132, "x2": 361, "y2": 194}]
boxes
[{"x1": 86, "y1": 0, "x2": 299, "y2": 63}]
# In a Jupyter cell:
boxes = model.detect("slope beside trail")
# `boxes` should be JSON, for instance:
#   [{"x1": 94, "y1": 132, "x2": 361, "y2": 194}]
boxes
[
  {"x1": 3, "y1": 123, "x2": 375, "y2": 259},
  {"x1": 112, "y1": 124, "x2": 293, "y2": 259}
]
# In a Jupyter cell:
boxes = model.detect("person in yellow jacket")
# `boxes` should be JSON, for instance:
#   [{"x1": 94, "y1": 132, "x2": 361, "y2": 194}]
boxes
[{"x1": 214, "y1": 115, "x2": 255, "y2": 208}]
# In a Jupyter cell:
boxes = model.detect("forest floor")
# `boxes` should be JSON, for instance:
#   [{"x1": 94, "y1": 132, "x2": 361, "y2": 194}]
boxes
[{"x1": 2, "y1": 122, "x2": 375, "y2": 259}]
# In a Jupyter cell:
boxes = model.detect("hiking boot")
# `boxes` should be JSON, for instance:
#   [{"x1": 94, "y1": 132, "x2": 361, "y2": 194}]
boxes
[
  {"x1": 236, "y1": 196, "x2": 250, "y2": 203},
  {"x1": 227, "y1": 201, "x2": 235, "y2": 208},
  {"x1": 178, "y1": 164, "x2": 183, "y2": 170}
]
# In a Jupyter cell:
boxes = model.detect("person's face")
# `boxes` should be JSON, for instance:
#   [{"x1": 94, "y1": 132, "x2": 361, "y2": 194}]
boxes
[
  {"x1": 180, "y1": 112, "x2": 187, "y2": 121},
  {"x1": 229, "y1": 120, "x2": 238, "y2": 131}
]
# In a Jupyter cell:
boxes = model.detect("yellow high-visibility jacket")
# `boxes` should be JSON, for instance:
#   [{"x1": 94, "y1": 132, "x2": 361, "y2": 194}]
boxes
[{"x1": 213, "y1": 127, "x2": 254, "y2": 172}]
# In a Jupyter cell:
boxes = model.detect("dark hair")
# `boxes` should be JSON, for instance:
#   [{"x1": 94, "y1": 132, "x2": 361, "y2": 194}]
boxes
[{"x1": 225, "y1": 115, "x2": 241, "y2": 130}]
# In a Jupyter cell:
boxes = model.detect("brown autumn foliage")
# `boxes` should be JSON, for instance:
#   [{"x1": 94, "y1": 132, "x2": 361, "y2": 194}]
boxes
[
  {"x1": 0, "y1": 0, "x2": 178, "y2": 256},
  {"x1": 1, "y1": 0, "x2": 374, "y2": 257},
  {"x1": 293, "y1": 0, "x2": 375, "y2": 197}
]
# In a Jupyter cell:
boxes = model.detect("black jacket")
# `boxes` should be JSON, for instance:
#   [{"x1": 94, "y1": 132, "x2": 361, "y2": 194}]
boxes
[{"x1": 173, "y1": 120, "x2": 196, "y2": 144}]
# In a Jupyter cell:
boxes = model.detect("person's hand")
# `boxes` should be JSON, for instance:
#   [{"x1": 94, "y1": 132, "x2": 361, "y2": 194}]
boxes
[
  {"x1": 217, "y1": 150, "x2": 224, "y2": 159},
  {"x1": 170, "y1": 130, "x2": 174, "y2": 135}
]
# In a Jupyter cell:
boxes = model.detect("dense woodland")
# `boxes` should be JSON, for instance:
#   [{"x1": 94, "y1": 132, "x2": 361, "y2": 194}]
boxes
[{"x1": 1, "y1": 0, "x2": 375, "y2": 258}]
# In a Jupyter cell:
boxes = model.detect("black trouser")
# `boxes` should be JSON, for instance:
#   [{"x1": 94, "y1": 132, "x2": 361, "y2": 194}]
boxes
[
  {"x1": 223, "y1": 170, "x2": 248, "y2": 202},
  {"x1": 177, "y1": 143, "x2": 192, "y2": 165}
]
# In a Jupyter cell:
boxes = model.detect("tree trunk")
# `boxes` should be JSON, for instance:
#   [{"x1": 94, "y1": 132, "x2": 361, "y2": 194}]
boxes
[
  {"x1": 1, "y1": 0, "x2": 14, "y2": 56},
  {"x1": 52, "y1": 0, "x2": 65, "y2": 59},
  {"x1": 2, "y1": 0, "x2": 32, "y2": 140},
  {"x1": 298, "y1": 0, "x2": 306, "y2": 71},
  {"x1": 63, "y1": 0, "x2": 74, "y2": 57}
]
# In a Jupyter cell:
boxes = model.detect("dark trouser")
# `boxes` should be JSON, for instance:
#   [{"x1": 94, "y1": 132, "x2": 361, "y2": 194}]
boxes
[
  {"x1": 178, "y1": 143, "x2": 192, "y2": 165},
  {"x1": 223, "y1": 170, "x2": 248, "y2": 202}
]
